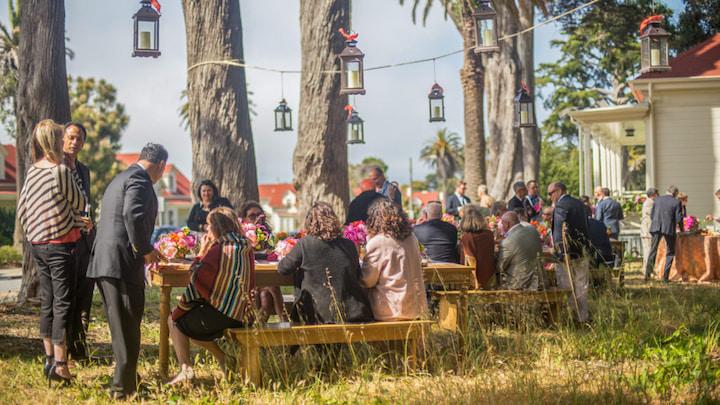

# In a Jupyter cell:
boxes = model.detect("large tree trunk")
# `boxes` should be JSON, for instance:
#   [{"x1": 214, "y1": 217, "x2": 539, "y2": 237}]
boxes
[
  {"x1": 459, "y1": 10, "x2": 487, "y2": 201},
  {"x1": 183, "y1": 0, "x2": 258, "y2": 208},
  {"x1": 485, "y1": 0, "x2": 539, "y2": 200},
  {"x1": 294, "y1": 0, "x2": 350, "y2": 219},
  {"x1": 15, "y1": 0, "x2": 71, "y2": 303}
]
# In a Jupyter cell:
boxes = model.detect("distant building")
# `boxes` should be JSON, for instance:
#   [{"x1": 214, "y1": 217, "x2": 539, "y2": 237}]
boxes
[
  {"x1": 0, "y1": 145, "x2": 17, "y2": 210},
  {"x1": 258, "y1": 183, "x2": 300, "y2": 233}
]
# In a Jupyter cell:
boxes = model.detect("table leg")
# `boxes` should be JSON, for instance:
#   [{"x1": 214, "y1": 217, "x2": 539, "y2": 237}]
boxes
[{"x1": 159, "y1": 285, "x2": 170, "y2": 378}]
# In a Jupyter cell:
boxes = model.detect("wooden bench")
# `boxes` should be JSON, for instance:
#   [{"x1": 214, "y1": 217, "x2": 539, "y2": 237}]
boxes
[
  {"x1": 433, "y1": 289, "x2": 571, "y2": 337},
  {"x1": 225, "y1": 320, "x2": 434, "y2": 385}
]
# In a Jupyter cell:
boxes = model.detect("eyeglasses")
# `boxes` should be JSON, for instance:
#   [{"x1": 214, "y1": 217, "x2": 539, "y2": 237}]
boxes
[{"x1": 547, "y1": 189, "x2": 558, "y2": 197}]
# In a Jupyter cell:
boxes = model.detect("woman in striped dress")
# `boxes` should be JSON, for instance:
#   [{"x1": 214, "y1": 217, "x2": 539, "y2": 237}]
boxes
[
  {"x1": 17, "y1": 119, "x2": 88, "y2": 385},
  {"x1": 167, "y1": 207, "x2": 255, "y2": 385}
]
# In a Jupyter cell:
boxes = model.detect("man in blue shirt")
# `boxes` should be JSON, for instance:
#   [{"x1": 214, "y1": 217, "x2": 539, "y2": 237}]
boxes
[{"x1": 368, "y1": 166, "x2": 402, "y2": 206}]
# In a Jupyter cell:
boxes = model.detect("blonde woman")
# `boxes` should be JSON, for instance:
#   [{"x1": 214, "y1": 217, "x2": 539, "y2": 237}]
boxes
[
  {"x1": 18, "y1": 119, "x2": 87, "y2": 385},
  {"x1": 477, "y1": 184, "x2": 495, "y2": 209}
]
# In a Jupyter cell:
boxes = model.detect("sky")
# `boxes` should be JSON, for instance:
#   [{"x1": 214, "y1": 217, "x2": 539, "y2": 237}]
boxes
[{"x1": 0, "y1": 0, "x2": 683, "y2": 185}]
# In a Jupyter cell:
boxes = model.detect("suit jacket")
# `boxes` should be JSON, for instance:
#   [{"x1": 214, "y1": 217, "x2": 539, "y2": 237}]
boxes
[
  {"x1": 595, "y1": 197, "x2": 624, "y2": 236},
  {"x1": 649, "y1": 194, "x2": 682, "y2": 236},
  {"x1": 587, "y1": 218, "x2": 614, "y2": 266},
  {"x1": 74, "y1": 160, "x2": 96, "y2": 250},
  {"x1": 88, "y1": 165, "x2": 158, "y2": 286},
  {"x1": 446, "y1": 193, "x2": 471, "y2": 217},
  {"x1": 497, "y1": 225, "x2": 542, "y2": 290},
  {"x1": 552, "y1": 194, "x2": 590, "y2": 259},
  {"x1": 412, "y1": 219, "x2": 459, "y2": 263},
  {"x1": 508, "y1": 195, "x2": 533, "y2": 219},
  {"x1": 640, "y1": 198, "x2": 654, "y2": 238},
  {"x1": 346, "y1": 190, "x2": 385, "y2": 224}
]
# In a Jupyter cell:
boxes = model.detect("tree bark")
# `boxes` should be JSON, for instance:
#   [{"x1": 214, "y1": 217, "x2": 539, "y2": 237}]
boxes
[
  {"x1": 183, "y1": 0, "x2": 258, "y2": 208},
  {"x1": 15, "y1": 0, "x2": 71, "y2": 303},
  {"x1": 459, "y1": 8, "x2": 486, "y2": 201},
  {"x1": 294, "y1": 0, "x2": 350, "y2": 219},
  {"x1": 484, "y1": 0, "x2": 539, "y2": 200}
]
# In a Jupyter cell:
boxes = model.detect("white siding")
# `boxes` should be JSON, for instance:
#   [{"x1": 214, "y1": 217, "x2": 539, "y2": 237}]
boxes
[{"x1": 653, "y1": 89, "x2": 720, "y2": 217}]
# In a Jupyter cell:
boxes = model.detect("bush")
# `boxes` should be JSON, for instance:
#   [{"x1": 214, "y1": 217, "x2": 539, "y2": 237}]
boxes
[
  {"x1": 0, "y1": 208, "x2": 15, "y2": 246},
  {"x1": 0, "y1": 245, "x2": 21, "y2": 266}
]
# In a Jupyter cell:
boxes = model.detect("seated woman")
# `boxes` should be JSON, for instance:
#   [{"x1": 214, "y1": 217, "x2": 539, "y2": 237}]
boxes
[
  {"x1": 459, "y1": 204, "x2": 496, "y2": 289},
  {"x1": 186, "y1": 180, "x2": 233, "y2": 232},
  {"x1": 361, "y1": 198, "x2": 428, "y2": 321},
  {"x1": 168, "y1": 207, "x2": 255, "y2": 385},
  {"x1": 278, "y1": 202, "x2": 374, "y2": 324},
  {"x1": 240, "y1": 201, "x2": 288, "y2": 323}
]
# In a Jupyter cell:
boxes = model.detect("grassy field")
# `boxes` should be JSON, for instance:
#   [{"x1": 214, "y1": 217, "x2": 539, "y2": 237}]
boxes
[{"x1": 0, "y1": 263, "x2": 718, "y2": 404}]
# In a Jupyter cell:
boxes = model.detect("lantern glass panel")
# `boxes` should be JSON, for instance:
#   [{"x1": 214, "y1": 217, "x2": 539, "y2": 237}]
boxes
[
  {"x1": 275, "y1": 111, "x2": 282, "y2": 130},
  {"x1": 519, "y1": 102, "x2": 533, "y2": 126},
  {"x1": 348, "y1": 121, "x2": 364, "y2": 143},
  {"x1": 429, "y1": 98, "x2": 444, "y2": 121},
  {"x1": 345, "y1": 61, "x2": 362, "y2": 89},
  {"x1": 137, "y1": 20, "x2": 157, "y2": 50},
  {"x1": 478, "y1": 19, "x2": 496, "y2": 47},
  {"x1": 284, "y1": 111, "x2": 293, "y2": 129}
]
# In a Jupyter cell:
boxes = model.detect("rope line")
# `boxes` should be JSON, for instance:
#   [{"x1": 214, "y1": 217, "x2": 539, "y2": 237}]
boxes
[{"x1": 186, "y1": 0, "x2": 601, "y2": 75}]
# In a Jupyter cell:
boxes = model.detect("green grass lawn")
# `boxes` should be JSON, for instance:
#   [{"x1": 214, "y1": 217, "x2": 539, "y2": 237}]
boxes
[{"x1": 0, "y1": 263, "x2": 718, "y2": 404}]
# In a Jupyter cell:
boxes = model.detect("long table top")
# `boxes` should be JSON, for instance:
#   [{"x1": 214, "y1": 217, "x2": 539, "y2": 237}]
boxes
[{"x1": 149, "y1": 260, "x2": 475, "y2": 289}]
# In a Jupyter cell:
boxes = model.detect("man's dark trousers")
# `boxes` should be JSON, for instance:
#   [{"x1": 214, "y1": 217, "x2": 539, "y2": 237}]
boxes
[
  {"x1": 68, "y1": 232, "x2": 94, "y2": 358},
  {"x1": 645, "y1": 232, "x2": 676, "y2": 281}
]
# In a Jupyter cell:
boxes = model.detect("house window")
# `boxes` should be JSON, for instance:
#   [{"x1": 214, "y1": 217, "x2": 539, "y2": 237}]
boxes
[{"x1": 165, "y1": 172, "x2": 176, "y2": 193}]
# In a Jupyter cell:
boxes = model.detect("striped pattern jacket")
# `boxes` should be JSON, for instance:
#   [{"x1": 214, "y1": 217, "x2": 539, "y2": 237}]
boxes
[
  {"x1": 176, "y1": 232, "x2": 256, "y2": 323},
  {"x1": 18, "y1": 164, "x2": 87, "y2": 243}
]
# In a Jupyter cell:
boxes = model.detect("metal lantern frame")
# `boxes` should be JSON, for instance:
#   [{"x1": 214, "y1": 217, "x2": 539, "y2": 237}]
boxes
[
  {"x1": 346, "y1": 109, "x2": 365, "y2": 144},
  {"x1": 132, "y1": 0, "x2": 161, "y2": 58},
  {"x1": 513, "y1": 87, "x2": 535, "y2": 128},
  {"x1": 640, "y1": 21, "x2": 671, "y2": 73},
  {"x1": 473, "y1": 0, "x2": 500, "y2": 54},
  {"x1": 339, "y1": 40, "x2": 366, "y2": 95},
  {"x1": 428, "y1": 83, "x2": 446, "y2": 122},
  {"x1": 274, "y1": 99, "x2": 293, "y2": 132}
]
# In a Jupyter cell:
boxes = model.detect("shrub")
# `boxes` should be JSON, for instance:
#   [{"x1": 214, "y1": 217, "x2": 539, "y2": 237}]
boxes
[
  {"x1": 0, "y1": 208, "x2": 15, "y2": 246},
  {"x1": 0, "y1": 245, "x2": 21, "y2": 266}
]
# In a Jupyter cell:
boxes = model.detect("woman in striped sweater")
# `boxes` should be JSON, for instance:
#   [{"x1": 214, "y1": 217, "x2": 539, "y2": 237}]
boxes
[
  {"x1": 167, "y1": 207, "x2": 255, "y2": 385},
  {"x1": 18, "y1": 119, "x2": 88, "y2": 385}
]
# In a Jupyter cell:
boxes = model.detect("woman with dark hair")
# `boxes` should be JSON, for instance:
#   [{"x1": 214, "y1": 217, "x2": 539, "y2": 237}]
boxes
[
  {"x1": 459, "y1": 205, "x2": 496, "y2": 289},
  {"x1": 278, "y1": 202, "x2": 373, "y2": 324},
  {"x1": 186, "y1": 180, "x2": 233, "y2": 232},
  {"x1": 361, "y1": 198, "x2": 427, "y2": 321},
  {"x1": 168, "y1": 207, "x2": 255, "y2": 385}
]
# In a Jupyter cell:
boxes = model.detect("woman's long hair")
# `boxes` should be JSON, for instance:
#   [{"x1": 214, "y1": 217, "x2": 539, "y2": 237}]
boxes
[
  {"x1": 32, "y1": 119, "x2": 64, "y2": 163},
  {"x1": 207, "y1": 207, "x2": 240, "y2": 238},
  {"x1": 304, "y1": 202, "x2": 342, "y2": 241},
  {"x1": 366, "y1": 198, "x2": 412, "y2": 241},
  {"x1": 459, "y1": 204, "x2": 487, "y2": 233}
]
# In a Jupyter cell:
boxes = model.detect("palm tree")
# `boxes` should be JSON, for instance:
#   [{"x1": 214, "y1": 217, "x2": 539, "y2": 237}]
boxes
[
  {"x1": 0, "y1": 0, "x2": 20, "y2": 132},
  {"x1": 420, "y1": 128, "x2": 464, "y2": 193}
]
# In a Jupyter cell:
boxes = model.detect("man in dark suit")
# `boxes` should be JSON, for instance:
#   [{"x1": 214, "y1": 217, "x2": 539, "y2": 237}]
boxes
[
  {"x1": 548, "y1": 181, "x2": 591, "y2": 323},
  {"x1": 594, "y1": 186, "x2": 624, "y2": 239},
  {"x1": 507, "y1": 181, "x2": 533, "y2": 219},
  {"x1": 412, "y1": 201, "x2": 459, "y2": 263},
  {"x1": 445, "y1": 180, "x2": 471, "y2": 218},
  {"x1": 346, "y1": 179, "x2": 385, "y2": 224},
  {"x1": 587, "y1": 217, "x2": 614, "y2": 268},
  {"x1": 645, "y1": 185, "x2": 683, "y2": 282},
  {"x1": 63, "y1": 122, "x2": 95, "y2": 360},
  {"x1": 88, "y1": 143, "x2": 166, "y2": 398}
]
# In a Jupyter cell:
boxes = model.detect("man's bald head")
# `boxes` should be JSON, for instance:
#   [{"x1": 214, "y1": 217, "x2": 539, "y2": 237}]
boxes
[
  {"x1": 426, "y1": 201, "x2": 443, "y2": 220},
  {"x1": 501, "y1": 211, "x2": 519, "y2": 230}
]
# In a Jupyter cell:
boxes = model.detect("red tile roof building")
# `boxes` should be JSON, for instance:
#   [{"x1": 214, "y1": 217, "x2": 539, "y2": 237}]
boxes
[{"x1": 258, "y1": 183, "x2": 300, "y2": 232}]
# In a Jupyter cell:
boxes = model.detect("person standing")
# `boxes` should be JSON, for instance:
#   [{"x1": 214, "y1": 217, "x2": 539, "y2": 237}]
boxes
[
  {"x1": 476, "y1": 184, "x2": 495, "y2": 210},
  {"x1": 346, "y1": 179, "x2": 385, "y2": 224},
  {"x1": 526, "y1": 180, "x2": 543, "y2": 221},
  {"x1": 63, "y1": 122, "x2": 95, "y2": 361},
  {"x1": 547, "y1": 182, "x2": 591, "y2": 323},
  {"x1": 645, "y1": 185, "x2": 683, "y2": 282},
  {"x1": 641, "y1": 188, "x2": 659, "y2": 271},
  {"x1": 445, "y1": 180, "x2": 471, "y2": 218},
  {"x1": 368, "y1": 166, "x2": 402, "y2": 206},
  {"x1": 186, "y1": 179, "x2": 233, "y2": 232},
  {"x1": 507, "y1": 181, "x2": 533, "y2": 219},
  {"x1": 677, "y1": 192, "x2": 689, "y2": 228},
  {"x1": 87, "y1": 143, "x2": 166, "y2": 399},
  {"x1": 594, "y1": 187, "x2": 624, "y2": 239},
  {"x1": 18, "y1": 120, "x2": 88, "y2": 385}
]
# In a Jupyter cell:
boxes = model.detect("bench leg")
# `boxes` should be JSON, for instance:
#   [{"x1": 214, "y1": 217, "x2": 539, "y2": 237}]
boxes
[
  {"x1": 159, "y1": 286, "x2": 171, "y2": 378},
  {"x1": 238, "y1": 343, "x2": 261, "y2": 386},
  {"x1": 406, "y1": 337, "x2": 417, "y2": 374}
]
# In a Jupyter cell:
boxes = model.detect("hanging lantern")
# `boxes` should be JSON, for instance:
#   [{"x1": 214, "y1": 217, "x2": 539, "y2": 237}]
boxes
[
  {"x1": 639, "y1": 15, "x2": 671, "y2": 74},
  {"x1": 428, "y1": 83, "x2": 446, "y2": 122},
  {"x1": 513, "y1": 86, "x2": 535, "y2": 128},
  {"x1": 132, "y1": 0, "x2": 161, "y2": 58},
  {"x1": 274, "y1": 99, "x2": 293, "y2": 131},
  {"x1": 345, "y1": 105, "x2": 365, "y2": 144},
  {"x1": 338, "y1": 29, "x2": 366, "y2": 95},
  {"x1": 473, "y1": 0, "x2": 499, "y2": 54}
]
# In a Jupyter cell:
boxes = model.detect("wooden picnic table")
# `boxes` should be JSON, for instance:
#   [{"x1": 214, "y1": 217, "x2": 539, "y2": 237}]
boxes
[{"x1": 149, "y1": 260, "x2": 474, "y2": 377}]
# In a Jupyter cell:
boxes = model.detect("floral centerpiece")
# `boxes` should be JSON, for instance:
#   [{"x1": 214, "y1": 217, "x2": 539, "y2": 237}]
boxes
[
  {"x1": 441, "y1": 213, "x2": 458, "y2": 227},
  {"x1": 240, "y1": 222, "x2": 275, "y2": 251},
  {"x1": 274, "y1": 237, "x2": 299, "y2": 260},
  {"x1": 529, "y1": 220, "x2": 549, "y2": 239},
  {"x1": 683, "y1": 215, "x2": 699, "y2": 233},
  {"x1": 343, "y1": 220, "x2": 368, "y2": 247},
  {"x1": 154, "y1": 227, "x2": 197, "y2": 261}
]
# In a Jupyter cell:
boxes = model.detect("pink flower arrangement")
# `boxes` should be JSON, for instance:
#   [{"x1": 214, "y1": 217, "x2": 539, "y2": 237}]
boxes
[
  {"x1": 240, "y1": 222, "x2": 275, "y2": 251},
  {"x1": 683, "y1": 215, "x2": 699, "y2": 232},
  {"x1": 343, "y1": 220, "x2": 368, "y2": 246},
  {"x1": 441, "y1": 213, "x2": 457, "y2": 227},
  {"x1": 274, "y1": 237, "x2": 299, "y2": 259},
  {"x1": 154, "y1": 227, "x2": 196, "y2": 260}
]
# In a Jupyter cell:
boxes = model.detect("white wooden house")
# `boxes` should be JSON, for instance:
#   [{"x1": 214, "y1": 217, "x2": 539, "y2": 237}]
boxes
[{"x1": 569, "y1": 34, "x2": 720, "y2": 218}]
